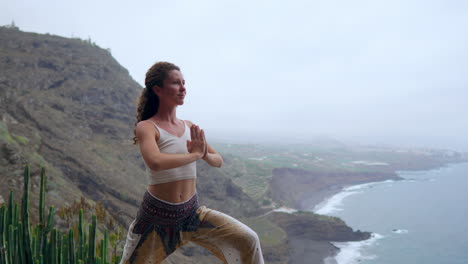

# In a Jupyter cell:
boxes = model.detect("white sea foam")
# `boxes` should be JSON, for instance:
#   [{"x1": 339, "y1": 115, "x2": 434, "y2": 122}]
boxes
[
  {"x1": 350, "y1": 160, "x2": 389, "y2": 166},
  {"x1": 313, "y1": 190, "x2": 362, "y2": 215},
  {"x1": 248, "y1": 156, "x2": 266, "y2": 161},
  {"x1": 313, "y1": 180, "x2": 395, "y2": 215},
  {"x1": 391, "y1": 229, "x2": 409, "y2": 234},
  {"x1": 273, "y1": 207, "x2": 298, "y2": 214},
  {"x1": 332, "y1": 233, "x2": 384, "y2": 264}
]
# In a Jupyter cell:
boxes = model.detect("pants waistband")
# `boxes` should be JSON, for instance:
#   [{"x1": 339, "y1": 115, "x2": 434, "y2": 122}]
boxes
[
  {"x1": 146, "y1": 187, "x2": 198, "y2": 205},
  {"x1": 135, "y1": 189, "x2": 199, "y2": 227}
]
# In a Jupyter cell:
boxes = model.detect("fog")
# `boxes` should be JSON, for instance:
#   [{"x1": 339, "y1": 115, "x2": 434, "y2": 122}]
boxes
[{"x1": 2, "y1": 0, "x2": 467, "y2": 151}]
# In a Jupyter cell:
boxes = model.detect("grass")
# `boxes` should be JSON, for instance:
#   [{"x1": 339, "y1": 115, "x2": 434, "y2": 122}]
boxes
[{"x1": 0, "y1": 121, "x2": 15, "y2": 143}]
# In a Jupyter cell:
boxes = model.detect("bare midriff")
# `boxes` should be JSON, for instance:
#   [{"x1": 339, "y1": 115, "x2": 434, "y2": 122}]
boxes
[{"x1": 147, "y1": 179, "x2": 197, "y2": 203}]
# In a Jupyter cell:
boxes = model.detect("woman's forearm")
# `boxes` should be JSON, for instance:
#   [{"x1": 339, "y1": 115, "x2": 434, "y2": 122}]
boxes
[
  {"x1": 147, "y1": 152, "x2": 201, "y2": 171},
  {"x1": 203, "y1": 152, "x2": 223, "y2": 168}
]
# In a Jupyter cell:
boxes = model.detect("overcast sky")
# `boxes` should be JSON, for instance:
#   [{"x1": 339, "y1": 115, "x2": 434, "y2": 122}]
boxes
[{"x1": 2, "y1": 0, "x2": 467, "y2": 151}]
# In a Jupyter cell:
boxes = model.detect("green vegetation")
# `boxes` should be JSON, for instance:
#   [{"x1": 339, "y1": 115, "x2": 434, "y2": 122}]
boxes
[
  {"x1": 11, "y1": 135, "x2": 29, "y2": 145},
  {"x1": 0, "y1": 121, "x2": 29, "y2": 146},
  {"x1": 0, "y1": 121, "x2": 15, "y2": 144},
  {"x1": 0, "y1": 165, "x2": 123, "y2": 264}
]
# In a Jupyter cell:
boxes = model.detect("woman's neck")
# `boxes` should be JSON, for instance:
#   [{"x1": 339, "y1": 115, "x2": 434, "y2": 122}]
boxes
[{"x1": 154, "y1": 105, "x2": 178, "y2": 124}]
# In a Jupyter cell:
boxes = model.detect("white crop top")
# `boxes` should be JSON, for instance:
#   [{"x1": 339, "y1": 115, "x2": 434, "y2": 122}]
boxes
[{"x1": 144, "y1": 119, "x2": 197, "y2": 184}]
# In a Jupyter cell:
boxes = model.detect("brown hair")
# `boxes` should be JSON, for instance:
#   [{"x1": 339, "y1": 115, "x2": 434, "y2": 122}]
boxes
[{"x1": 133, "y1": 62, "x2": 181, "y2": 144}]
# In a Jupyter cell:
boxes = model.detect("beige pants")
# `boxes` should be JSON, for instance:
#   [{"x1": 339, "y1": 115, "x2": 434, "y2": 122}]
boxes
[{"x1": 120, "y1": 205, "x2": 264, "y2": 264}]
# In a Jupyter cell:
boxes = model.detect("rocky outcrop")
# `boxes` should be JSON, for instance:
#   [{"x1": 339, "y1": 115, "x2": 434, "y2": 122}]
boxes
[
  {"x1": 267, "y1": 211, "x2": 370, "y2": 264},
  {"x1": 267, "y1": 211, "x2": 370, "y2": 241}
]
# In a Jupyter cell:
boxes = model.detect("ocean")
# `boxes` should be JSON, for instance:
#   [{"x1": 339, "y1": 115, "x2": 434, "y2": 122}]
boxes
[{"x1": 312, "y1": 162, "x2": 468, "y2": 264}]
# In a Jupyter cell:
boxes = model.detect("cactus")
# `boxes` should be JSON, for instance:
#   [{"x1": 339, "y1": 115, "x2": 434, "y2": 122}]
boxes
[
  {"x1": 0, "y1": 165, "x2": 120, "y2": 264},
  {"x1": 18, "y1": 221, "x2": 25, "y2": 264},
  {"x1": 0, "y1": 206, "x2": 5, "y2": 264},
  {"x1": 21, "y1": 165, "x2": 33, "y2": 264},
  {"x1": 8, "y1": 224, "x2": 14, "y2": 264},
  {"x1": 103, "y1": 229, "x2": 108, "y2": 263},
  {"x1": 39, "y1": 168, "x2": 46, "y2": 225},
  {"x1": 77, "y1": 209, "x2": 85, "y2": 261},
  {"x1": 88, "y1": 215, "x2": 97, "y2": 264},
  {"x1": 7, "y1": 191, "x2": 13, "y2": 231},
  {"x1": 50, "y1": 228, "x2": 57, "y2": 264},
  {"x1": 68, "y1": 229, "x2": 75, "y2": 264}
]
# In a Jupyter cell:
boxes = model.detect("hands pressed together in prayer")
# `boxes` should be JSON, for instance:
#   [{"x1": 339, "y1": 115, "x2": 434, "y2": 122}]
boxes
[{"x1": 186, "y1": 124, "x2": 207, "y2": 159}]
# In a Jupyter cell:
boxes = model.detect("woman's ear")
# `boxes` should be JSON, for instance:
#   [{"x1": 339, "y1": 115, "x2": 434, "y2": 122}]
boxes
[{"x1": 153, "y1": 85, "x2": 162, "y2": 96}]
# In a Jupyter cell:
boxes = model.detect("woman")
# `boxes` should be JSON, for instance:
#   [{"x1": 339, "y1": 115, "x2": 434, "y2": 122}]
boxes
[{"x1": 120, "y1": 62, "x2": 264, "y2": 264}]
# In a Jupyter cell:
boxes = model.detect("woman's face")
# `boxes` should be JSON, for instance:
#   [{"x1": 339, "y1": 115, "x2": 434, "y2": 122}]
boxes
[{"x1": 154, "y1": 69, "x2": 186, "y2": 106}]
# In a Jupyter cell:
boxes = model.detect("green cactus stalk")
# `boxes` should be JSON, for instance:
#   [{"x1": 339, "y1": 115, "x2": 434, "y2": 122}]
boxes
[
  {"x1": 0, "y1": 206, "x2": 5, "y2": 264},
  {"x1": 38, "y1": 167, "x2": 46, "y2": 262},
  {"x1": 31, "y1": 228, "x2": 37, "y2": 260},
  {"x1": 12, "y1": 204, "x2": 18, "y2": 231},
  {"x1": 88, "y1": 215, "x2": 97, "y2": 264},
  {"x1": 39, "y1": 168, "x2": 46, "y2": 224},
  {"x1": 78, "y1": 209, "x2": 84, "y2": 261},
  {"x1": 22, "y1": 164, "x2": 34, "y2": 264},
  {"x1": 103, "y1": 229, "x2": 108, "y2": 264},
  {"x1": 57, "y1": 231, "x2": 62, "y2": 264},
  {"x1": 33, "y1": 224, "x2": 40, "y2": 262},
  {"x1": 68, "y1": 229, "x2": 76, "y2": 264},
  {"x1": 99, "y1": 239, "x2": 104, "y2": 264},
  {"x1": 43, "y1": 205, "x2": 55, "y2": 261},
  {"x1": 35, "y1": 167, "x2": 47, "y2": 257},
  {"x1": 50, "y1": 228, "x2": 57, "y2": 264},
  {"x1": 7, "y1": 191, "x2": 13, "y2": 231},
  {"x1": 44, "y1": 236, "x2": 50, "y2": 264},
  {"x1": 61, "y1": 233, "x2": 67, "y2": 264},
  {"x1": 8, "y1": 225, "x2": 14, "y2": 264},
  {"x1": 45, "y1": 206, "x2": 55, "y2": 233},
  {"x1": 18, "y1": 221, "x2": 25, "y2": 264}
]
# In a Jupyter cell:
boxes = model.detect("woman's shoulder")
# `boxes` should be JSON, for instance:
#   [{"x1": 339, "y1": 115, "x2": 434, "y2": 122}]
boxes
[{"x1": 136, "y1": 120, "x2": 160, "y2": 138}]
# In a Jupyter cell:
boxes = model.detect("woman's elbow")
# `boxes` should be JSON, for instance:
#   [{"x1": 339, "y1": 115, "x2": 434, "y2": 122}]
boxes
[
  {"x1": 148, "y1": 160, "x2": 162, "y2": 171},
  {"x1": 216, "y1": 157, "x2": 223, "y2": 168}
]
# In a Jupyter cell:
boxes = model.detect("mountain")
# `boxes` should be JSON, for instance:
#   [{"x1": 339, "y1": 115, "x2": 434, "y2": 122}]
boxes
[{"x1": 1, "y1": 25, "x2": 147, "y2": 226}]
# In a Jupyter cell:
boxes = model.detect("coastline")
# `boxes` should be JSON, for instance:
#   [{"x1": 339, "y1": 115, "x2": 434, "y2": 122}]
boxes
[
  {"x1": 304, "y1": 161, "x2": 468, "y2": 264},
  {"x1": 298, "y1": 161, "x2": 468, "y2": 212}
]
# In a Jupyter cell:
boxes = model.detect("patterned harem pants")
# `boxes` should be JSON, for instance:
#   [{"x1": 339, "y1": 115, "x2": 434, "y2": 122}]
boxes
[{"x1": 119, "y1": 188, "x2": 265, "y2": 264}]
